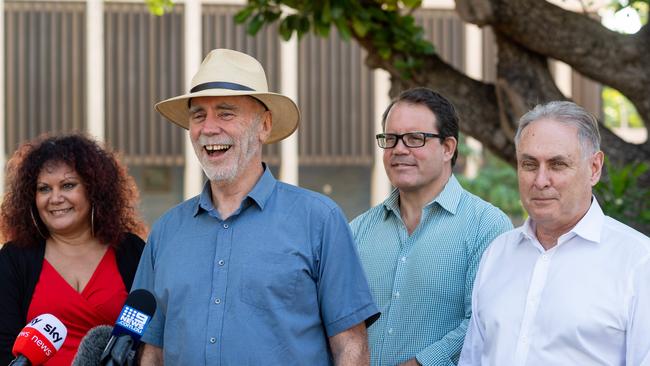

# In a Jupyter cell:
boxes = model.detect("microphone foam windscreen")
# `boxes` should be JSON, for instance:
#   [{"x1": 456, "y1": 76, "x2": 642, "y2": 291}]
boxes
[{"x1": 71, "y1": 325, "x2": 112, "y2": 366}]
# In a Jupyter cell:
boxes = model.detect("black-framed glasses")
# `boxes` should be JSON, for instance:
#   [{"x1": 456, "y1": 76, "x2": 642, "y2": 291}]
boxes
[{"x1": 375, "y1": 132, "x2": 443, "y2": 148}]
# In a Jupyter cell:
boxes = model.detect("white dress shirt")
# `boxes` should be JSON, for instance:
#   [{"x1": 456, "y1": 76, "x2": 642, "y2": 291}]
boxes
[{"x1": 459, "y1": 199, "x2": 650, "y2": 366}]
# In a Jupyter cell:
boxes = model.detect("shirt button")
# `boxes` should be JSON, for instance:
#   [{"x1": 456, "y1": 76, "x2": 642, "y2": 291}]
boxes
[
  {"x1": 394, "y1": 291, "x2": 400, "y2": 298},
  {"x1": 218, "y1": 260, "x2": 225, "y2": 266},
  {"x1": 388, "y1": 328, "x2": 393, "y2": 334},
  {"x1": 209, "y1": 337, "x2": 216, "y2": 344},
  {"x1": 541, "y1": 254, "x2": 548, "y2": 261},
  {"x1": 214, "y1": 298, "x2": 221, "y2": 304},
  {"x1": 400, "y1": 256, "x2": 407, "y2": 263},
  {"x1": 223, "y1": 224, "x2": 229, "y2": 229}
]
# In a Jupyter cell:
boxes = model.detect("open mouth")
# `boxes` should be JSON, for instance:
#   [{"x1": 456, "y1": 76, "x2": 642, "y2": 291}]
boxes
[
  {"x1": 50, "y1": 208, "x2": 73, "y2": 216},
  {"x1": 204, "y1": 144, "x2": 231, "y2": 156}
]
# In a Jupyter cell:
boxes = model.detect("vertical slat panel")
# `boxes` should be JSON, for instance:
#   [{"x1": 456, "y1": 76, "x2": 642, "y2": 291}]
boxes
[
  {"x1": 103, "y1": 2, "x2": 185, "y2": 166},
  {"x1": 572, "y1": 72, "x2": 602, "y2": 119},
  {"x1": 415, "y1": 9, "x2": 466, "y2": 73},
  {"x1": 482, "y1": 26, "x2": 497, "y2": 82},
  {"x1": 298, "y1": 28, "x2": 375, "y2": 165},
  {"x1": 4, "y1": 1, "x2": 86, "y2": 154}
]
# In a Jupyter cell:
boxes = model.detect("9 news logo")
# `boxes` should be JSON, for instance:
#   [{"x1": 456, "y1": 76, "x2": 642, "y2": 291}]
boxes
[{"x1": 116, "y1": 305, "x2": 150, "y2": 335}]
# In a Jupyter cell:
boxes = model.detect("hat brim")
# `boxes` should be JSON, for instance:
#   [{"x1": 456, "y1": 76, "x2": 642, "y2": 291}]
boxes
[{"x1": 155, "y1": 89, "x2": 300, "y2": 144}]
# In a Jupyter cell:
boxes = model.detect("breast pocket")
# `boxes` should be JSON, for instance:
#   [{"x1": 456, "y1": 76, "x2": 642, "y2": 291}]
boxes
[{"x1": 240, "y1": 253, "x2": 300, "y2": 310}]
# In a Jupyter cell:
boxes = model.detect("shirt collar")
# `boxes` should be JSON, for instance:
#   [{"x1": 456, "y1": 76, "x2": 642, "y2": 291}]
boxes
[
  {"x1": 193, "y1": 163, "x2": 277, "y2": 216},
  {"x1": 382, "y1": 174, "x2": 462, "y2": 218},
  {"x1": 567, "y1": 197, "x2": 604, "y2": 243},
  {"x1": 518, "y1": 196, "x2": 604, "y2": 245}
]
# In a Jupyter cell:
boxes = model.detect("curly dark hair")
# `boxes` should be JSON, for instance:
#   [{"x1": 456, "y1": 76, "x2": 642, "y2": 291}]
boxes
[{"x1": 0, "y1": 133, "x2": 147, "y2": 247}]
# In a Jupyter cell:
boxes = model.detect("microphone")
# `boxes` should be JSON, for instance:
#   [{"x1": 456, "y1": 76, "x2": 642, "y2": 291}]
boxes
[
  {"x1": 71, "y1": 325, "x2": 112, "y2": 366},
  {"x1": 10, "y1": 313, "x2": 68, "y2": 366},
  {"x1": 99, "y1": 289, "x2": 156, "y2": 366}
]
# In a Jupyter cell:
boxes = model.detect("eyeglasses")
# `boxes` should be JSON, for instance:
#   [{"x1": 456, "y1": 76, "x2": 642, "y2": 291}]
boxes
[{"x1": 375, "y1": 132, "x2": 443, "y2": 148}]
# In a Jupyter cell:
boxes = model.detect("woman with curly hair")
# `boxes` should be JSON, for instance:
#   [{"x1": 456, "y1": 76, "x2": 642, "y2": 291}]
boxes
[{"x1": 0, "y1": 134, "x2": 147, "y2": 365}]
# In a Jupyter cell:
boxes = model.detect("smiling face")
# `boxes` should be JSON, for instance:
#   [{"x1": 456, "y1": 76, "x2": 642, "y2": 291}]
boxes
[
  {"x1": 189, "y1": 95, "x2": 271, "y2": 184},
  {"x1": 382, "y1": 101, "x2": 456, "y2": 197},
  {"x1": 35, "y1": 161, "x2": 92, "y2": 237},
  {"x1": 517, "y1": 118, "x2": 603, "y2": 235}
]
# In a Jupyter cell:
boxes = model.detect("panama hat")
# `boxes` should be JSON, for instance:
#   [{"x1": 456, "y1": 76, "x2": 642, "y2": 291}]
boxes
[{"x1": 155, "y1": 49, "x2": 300, "y2": 144}]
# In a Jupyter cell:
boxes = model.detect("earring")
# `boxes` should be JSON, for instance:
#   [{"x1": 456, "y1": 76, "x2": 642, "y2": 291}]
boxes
[
  {"x1": 91, "y1": 205, "x2": 95, "y2": 237},
  {"x1": 30, "y1": 208, "x2": 47, "y2": 239}
]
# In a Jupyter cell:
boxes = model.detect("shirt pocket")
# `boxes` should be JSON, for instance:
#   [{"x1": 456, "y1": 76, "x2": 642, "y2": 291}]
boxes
[{"x1": 240, "y1": 253, "x2": 299, "y2": 310}]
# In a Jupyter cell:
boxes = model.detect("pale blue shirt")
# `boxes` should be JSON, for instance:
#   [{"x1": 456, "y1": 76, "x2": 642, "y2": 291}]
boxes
[
  {"x1": 351, "y1": 175, "x2": 512, "y2": 366},
  {"x1": 459, "y1": 199, "x2": 650, "y2": 366},
  {"x1": 133, "y1": 166, "x2": 379, "y2": 365}
]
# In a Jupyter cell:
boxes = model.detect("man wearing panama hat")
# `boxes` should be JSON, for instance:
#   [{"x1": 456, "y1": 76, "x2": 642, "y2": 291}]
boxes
[{"x1": 132, "y1": 49, "x2": 379, "y2": 365}]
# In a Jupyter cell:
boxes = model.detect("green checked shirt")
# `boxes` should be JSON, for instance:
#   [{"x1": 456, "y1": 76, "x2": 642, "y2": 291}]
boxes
[{"x1": 350, "y1": 175, "x2": 512, "y2": 366}]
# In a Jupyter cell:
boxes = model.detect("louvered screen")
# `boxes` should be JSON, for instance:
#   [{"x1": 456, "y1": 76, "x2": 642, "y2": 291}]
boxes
[
  {"x1": 4, "y1": 1, "x2": 86, "y2": 154},
  {"x1": 298, "y1": 30, "x2": 375, "y2": 166},
  {"x1": 416, "y1": 9, "x2": 466, "y2": 72},
  {"x1": 104, "y1": 2, "x2": 186, "y2": 166}
]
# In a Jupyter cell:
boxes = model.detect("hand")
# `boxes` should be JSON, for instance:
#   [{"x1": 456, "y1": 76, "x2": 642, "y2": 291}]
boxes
[{"x1": 398, "y1": 358, "x2": 420, "y2": 366}]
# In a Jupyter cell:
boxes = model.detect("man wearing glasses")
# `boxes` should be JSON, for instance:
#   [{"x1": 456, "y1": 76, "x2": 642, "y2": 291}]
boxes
[{"x1": 350, "y1": 87, "x2": 512, "y2": 366}]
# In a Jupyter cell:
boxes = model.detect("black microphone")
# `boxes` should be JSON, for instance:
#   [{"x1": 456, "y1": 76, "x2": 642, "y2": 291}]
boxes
[
  {"x1": 70, "y1": 325, "x2": 112, "y2": 366},
  {"x1": 99, "y1": 289, "x2": 157, "y2": 366}
]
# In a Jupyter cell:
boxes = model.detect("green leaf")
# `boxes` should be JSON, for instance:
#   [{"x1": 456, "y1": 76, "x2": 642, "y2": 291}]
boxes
[
  {"x1": 321, "y1": 0, "x2": 332, "y2": 23},
  {"x1": 234, "y1": 6, "x2": 254, "y2": 23},
  {"x1": 402, "y1": 0, "x2": 422, "y2": 9},
  {"x1": 315, "y1": 20, "x2": 331, "y2": 37},
  {"x1": 351, "y1": 17, "x2": 369, "y2": 37},
  {"x1": 279, "y1": 17, "x2": 295, "y2": 41},
  {"x1": 247, "y1": 13, "x2": 266, "y2": 35},
  {"x1": 297, "y1": 16, "x2": 311, "y2": 38},
  {"x1": 264, "y1": 10, "x2": 281, "y2": 22},
  {"x1": 378, "y1": 47, "x2": 391, "y2": 59}
]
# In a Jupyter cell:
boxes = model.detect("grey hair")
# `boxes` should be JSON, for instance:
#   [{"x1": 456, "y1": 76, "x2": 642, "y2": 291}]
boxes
[{"x1": 514, "y1": 101, "x2": 601, "y2": 156}]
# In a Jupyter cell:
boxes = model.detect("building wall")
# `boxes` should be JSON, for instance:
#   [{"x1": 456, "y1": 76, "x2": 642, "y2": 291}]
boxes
[{"x1": 2, "y1": 0, "x2": 605, "y2": 223}]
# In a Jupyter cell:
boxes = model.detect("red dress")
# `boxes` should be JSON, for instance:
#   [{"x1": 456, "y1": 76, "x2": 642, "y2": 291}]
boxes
[{"x1": 27, "y1": 247, "x2": 127, "y2": 366}]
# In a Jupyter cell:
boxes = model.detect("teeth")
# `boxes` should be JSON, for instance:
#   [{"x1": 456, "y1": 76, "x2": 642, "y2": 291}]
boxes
[
  {"x1": 205, "y1": 144, "x2": 230, "y2": 151},
  {"x1": 51, "y1": 208, "x2": 72, "y2": 215}
]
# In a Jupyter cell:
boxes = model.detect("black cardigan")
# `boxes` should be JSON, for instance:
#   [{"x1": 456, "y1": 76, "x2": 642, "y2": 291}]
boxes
[{"x1": 0, "y1": 233, "x2": 145, "y2": 365}]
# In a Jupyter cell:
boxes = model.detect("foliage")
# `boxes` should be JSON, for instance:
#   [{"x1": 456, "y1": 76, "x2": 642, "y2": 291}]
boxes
[
  {"x1": 456, "y1": 137, "x2": 526, "y2": 223},
  {"x1": 594, "y1": 158, "x2": 650, "y2": 233},
  {"x1": 602, "y1": 87, "x2": 643, "y2": 128},
  {"x1": 611, "y1": 0, "x2": 649, "y2": 22},
  {"x1": 146, "y1": 0, "x2": 174, "y2": 16},
  {"x1": 234, "y1": 0, "x2": 434, "y2": 78}
]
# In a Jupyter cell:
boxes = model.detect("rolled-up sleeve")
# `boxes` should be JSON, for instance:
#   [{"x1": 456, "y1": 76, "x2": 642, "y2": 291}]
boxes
[
  {"x1": 132, "y1": 225, "x2": 165, "y2": 348},
  {"x1": 317, "y1": 206, "x2": 380, "y2": 336}
]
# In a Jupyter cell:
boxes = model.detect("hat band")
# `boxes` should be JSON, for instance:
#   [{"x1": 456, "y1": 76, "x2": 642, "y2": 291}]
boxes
[{"x1": 190, "y1": 81, "x2": 255, "y2": 93}]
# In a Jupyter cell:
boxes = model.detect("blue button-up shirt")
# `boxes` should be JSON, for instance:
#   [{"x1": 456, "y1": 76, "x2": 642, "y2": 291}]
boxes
[
  {"x1": 133, "y1": 166, "x2": 379, "y2": 365},
  {"x1": 350, "y1": 175, "x2": 512, "y2": 366}
]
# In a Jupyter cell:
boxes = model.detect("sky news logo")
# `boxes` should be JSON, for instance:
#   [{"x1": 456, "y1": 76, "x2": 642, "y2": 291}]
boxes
[{"x1": 117, "y1": 306, "x2": 150, "y2": 335}]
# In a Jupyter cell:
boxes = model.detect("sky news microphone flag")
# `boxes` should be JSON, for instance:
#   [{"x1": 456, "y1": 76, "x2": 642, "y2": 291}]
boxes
[
  {"x1": 99, "y1": 289, "x2": 156, "y2": 366},
  {"x1": 10, "y1": 314, "x2": 67, "y2": 366}
]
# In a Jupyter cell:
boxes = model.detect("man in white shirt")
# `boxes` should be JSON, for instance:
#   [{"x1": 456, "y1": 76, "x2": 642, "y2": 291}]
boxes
[{"x1": 459, "y1": 101, "x2": 650, "y2": 366}]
